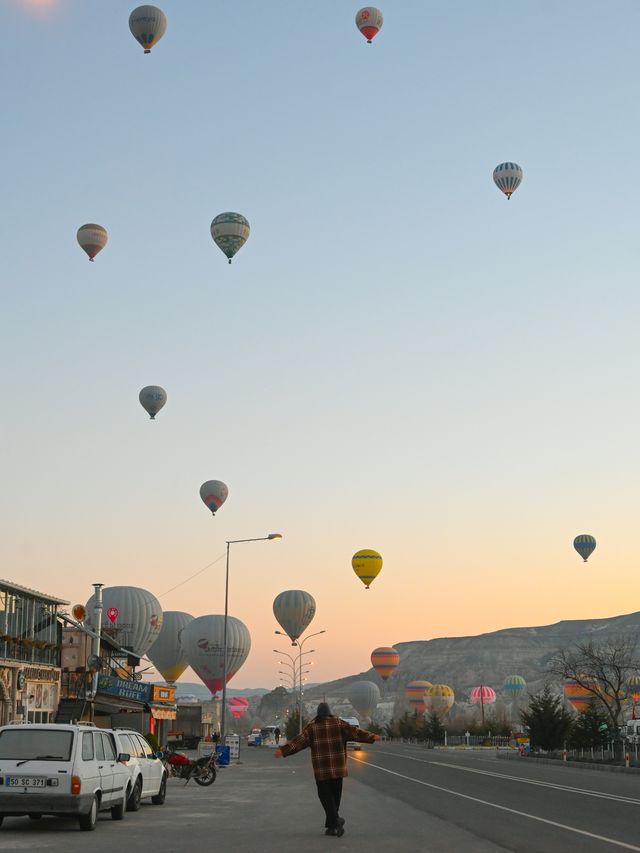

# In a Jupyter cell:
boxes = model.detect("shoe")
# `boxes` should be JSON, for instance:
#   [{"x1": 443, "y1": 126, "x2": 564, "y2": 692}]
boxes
[
  {"x1": 336, "y1": 825, "x2": 345, "y2": 838},
  {"x1": 337, "y1": 818, "x2": 345, "y2": 828},
  {"x1": 325, "y1": 828, "x2": 338, "y2": 836}
]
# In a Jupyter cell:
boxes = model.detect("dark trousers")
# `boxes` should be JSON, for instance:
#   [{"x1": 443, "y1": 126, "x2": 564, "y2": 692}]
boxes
[{"x1": 316, "y1": 777, "x2": 343, "y2": 829}]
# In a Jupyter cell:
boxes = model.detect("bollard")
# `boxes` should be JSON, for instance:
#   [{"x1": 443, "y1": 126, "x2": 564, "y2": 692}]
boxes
[
  {"x1": 562, "y1": 750, "x2": 568, "y2": 762},
  {"x1": 625, "y1": 753, "x2": 630, "y2": 768}
]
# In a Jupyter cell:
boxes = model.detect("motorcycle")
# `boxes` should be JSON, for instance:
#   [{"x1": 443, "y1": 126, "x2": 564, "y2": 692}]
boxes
[{"x1": 162, "y1": 749, "x2": 217, "y2": 786}]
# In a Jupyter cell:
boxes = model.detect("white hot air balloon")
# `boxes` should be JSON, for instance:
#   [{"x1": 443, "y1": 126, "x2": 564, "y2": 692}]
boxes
[
  {"x1": 181, "y1": 615, "x2": 251, "y2": 695},
  {"x1": 273, "y1": 590, "x2": 316, "y2": 645},
  {"x1": 139, "y1": 385, "x2": 167, "y2": 419},
  {"x1": 493, "y1": 162, "x2": 523, "y2": 199},
  {"x1": 348, "y1": 681, "x2": 380, "y2": 719},
  {"x1": 210, "y1": 213, "x2": 250, "y2": 264},
  {"x1": 355, "y1": 7, "x2": 384, "y2": 43},
  {"x1": 77, "y1": 224, "x2": 108, "y2": 261},
  {"x1": 85, "y1": 586, "x2": 163, "y2": 657},
  {"x1": 129, "y1": 5, "x2": 167, "y2": 54},
  {"x1": 199, "y1": 480, "x2": 229, "y2": 515},
  {"x1": 147, "y1": 611, "x2": 193, "y2": 684}
]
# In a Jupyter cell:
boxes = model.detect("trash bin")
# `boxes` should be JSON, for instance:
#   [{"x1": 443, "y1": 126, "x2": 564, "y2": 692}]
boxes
[
  {"x1": 254, "y1": 735, "x2": 262, "y2": 747},
  {"x1": 216, "y1": 745, "x2": 230, "y2": 766}
]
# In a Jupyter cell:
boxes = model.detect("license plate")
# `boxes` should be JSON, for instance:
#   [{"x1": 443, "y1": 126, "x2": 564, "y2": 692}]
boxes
[{"x1": 5, "y1": 777, "x2": 46, "y2": 788}]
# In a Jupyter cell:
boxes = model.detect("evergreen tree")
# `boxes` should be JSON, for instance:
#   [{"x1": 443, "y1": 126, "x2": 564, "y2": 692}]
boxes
[
  {"x1": 424, "y1": 713, "x2": 445, "y2": 743},
  {"x1": 570, "y1": 704, "x2": 609, "y2": 749},
  {"x1": 520, "y1": 685, "x2": 573, "y2": 751},
  {"x1": 284, "y1": 709, "x2": 308, "y2": 740}
]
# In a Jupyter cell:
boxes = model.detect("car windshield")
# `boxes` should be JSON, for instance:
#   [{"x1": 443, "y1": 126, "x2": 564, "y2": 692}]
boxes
[{"x1": 0, "y1": 729, "x2": 73, "y2": 761}]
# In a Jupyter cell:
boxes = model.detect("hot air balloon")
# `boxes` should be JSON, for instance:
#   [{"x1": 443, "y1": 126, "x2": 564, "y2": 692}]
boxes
[
  {"x1": 77, "y1": 224, "x2": 108, "y2": 261},
  {"x1": 371, "y1": 647, "x2": 400, "y2": 681},
  {"x1": 503, "y1": 675, "x2": 526, "y2": 698},
  {"x1": 181, "y1": 615, "x2": 251, "y2": 695},
  {"x1": 199, "y1": 480, "x2": 229, "y2": 515},
  {"x1": 227, "y1": 696, "x2": 250, "y2": 719},
  {"x1": 85, "y1": 586, "x2": 162, "y2": 657},
  {"x1": 273, "y1": 590, "x2": 316, "y2": 645},
  {"x1": 129, "y1": 5, "x2": 167, "y2": 53},
  {"x1": 405, "y1": 680, "x2": 432, "y2": 714},
  {"x1": 573, "y1": 534, "x2": 596, "y2": 562},
  {"x1": 139, "y1": 385, "x2": 167, "y2": 420},
  {"x1": 425, "y1": 684, "x2": 455, "y2": 717},
  {"x1": 348, "y1": 681, "x2": 380, "y2": 720},
  {"x1": 355, "y1": 7, "x2": 383, "y2": 43},
  {"x1": 564, "y1": 678, "x2": 597, "y2": 713},
  {"x1": 352, "y1": 549, "x2": 382, "y2": 589},
  {"x1": 148, "y1": 611, "x2": 193, "y2": 684},
  {"x1": 470, "y1": 686, "x2": 497, "y2": 705},
  {"x1": 210, "y1": 213, "x2": 250, "y2": 264},
  {"x1": 493, "y1": 163, "x2": 523, "y2": 199}
]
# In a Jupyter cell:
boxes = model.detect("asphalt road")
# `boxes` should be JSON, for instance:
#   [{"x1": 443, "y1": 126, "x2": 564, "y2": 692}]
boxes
[{"x1": 1, "y1": 745, "x2": 639, "y2": 851}]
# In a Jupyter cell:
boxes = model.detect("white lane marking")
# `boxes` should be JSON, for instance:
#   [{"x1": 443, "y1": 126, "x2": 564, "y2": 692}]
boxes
[
  {"x1": 377, "y1": 749, "x2": 640, "y2": 805},
  {"x1": 352, "y1": 757, "x2": 640, "y2": 851}
]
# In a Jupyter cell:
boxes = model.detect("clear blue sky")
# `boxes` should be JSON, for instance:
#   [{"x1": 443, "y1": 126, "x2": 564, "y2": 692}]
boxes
[{"x1": 2, "y1": 1, "x2": 640, "y2": 687}]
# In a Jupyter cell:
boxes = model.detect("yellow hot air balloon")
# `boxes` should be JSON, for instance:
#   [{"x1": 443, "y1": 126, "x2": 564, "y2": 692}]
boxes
[
  {"x1": 352, "y1": 549, "x2": 382, "y2": 589},
  {"x1": 425, "y1": 684, "x2": 455, "y2": 717}
]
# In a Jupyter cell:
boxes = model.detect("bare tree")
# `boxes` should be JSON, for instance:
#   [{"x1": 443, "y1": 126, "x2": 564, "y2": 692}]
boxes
[{"x1": 548, "y1": 634, "x2": 640, "y2": 731}]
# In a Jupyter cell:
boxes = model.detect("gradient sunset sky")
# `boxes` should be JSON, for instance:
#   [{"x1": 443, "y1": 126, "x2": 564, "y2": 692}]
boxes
[{"x1": 2, "y1": 0, "x2": 639, "y2": 689}]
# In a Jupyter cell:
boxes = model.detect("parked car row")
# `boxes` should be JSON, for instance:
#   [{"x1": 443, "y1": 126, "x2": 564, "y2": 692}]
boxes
[{"x1": 0, "y1": 722, "x2": 167, "y2": 831}]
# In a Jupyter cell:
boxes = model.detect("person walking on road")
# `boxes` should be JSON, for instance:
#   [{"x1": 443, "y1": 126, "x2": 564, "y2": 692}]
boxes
[
  {"x1": 274, "y1": 726, "x2": 281, "y2": 744},
  {"x1": 274, "y1": 702, "x2": 380, "y2": 837}
]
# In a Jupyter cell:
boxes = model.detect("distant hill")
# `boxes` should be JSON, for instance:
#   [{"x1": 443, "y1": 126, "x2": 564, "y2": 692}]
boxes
[
  {"x1": 171, "y1": 683, "x2": 270, "y2": 700},
  {"x1": 304, "y1": 610, "x2": 640, "y2": 705}
]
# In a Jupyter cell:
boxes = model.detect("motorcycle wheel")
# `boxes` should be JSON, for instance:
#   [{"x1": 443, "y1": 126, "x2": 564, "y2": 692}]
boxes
[{"x1": 194, "y1": 765, "x2": 216, "y2": 786}]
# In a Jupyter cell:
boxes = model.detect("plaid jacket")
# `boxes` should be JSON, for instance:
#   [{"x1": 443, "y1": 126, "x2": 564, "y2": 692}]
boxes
[{"x1": 280, "y1": 716, "x2": 375, "y2": 780}]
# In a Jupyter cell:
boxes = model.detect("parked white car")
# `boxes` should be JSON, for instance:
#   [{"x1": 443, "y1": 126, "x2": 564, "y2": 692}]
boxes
[
  {"x1": 0, "y1": 722, "x2": 130, "y2": 831},
  {"x1": 111, "y1": 729, "x2": 167, "y2": 810},
  {"x1": 340, "y1": 717, "x2": 365, "y2": 751}
]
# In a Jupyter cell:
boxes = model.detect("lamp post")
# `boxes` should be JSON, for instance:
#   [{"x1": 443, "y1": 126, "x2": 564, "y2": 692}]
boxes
[
  {"x1": 221, "y1": 533, "x2": 282, "y2": 741},
  {"x1": 276, "y1": 629, "x2": 326, "y2": 733}
]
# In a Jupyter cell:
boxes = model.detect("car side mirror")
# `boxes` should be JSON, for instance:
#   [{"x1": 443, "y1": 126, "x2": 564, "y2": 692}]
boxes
[
  {"x1": 117, "y1": 753, "x2": 130, "y2": 763},
  {"x1": 155, "y1": 751, "x2": 164, "y2": 759}
]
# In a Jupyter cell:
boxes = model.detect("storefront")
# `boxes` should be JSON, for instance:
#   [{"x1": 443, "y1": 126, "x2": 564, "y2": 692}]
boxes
[{"x1": 94, "y1": 674, "x2": 176, "y2": 739}]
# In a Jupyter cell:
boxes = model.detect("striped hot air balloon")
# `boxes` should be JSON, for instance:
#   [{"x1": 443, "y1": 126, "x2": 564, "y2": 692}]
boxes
[
  {"x1": 199, "y1": 480, "x2": 229, "y2": 515},
  {"x1": 573, "y1": 534, "x2": 596, "y2": 562},
  {"x1": 371, "y1": 647, "x2": 400, "y2": 681},
  {"x1": 470, "y1": 686, "x2": 497, "y2": 705},
  {"x1": 564, "y1": 678, "x2": 597, "y2": 713},
  {"x1": 503, "y1": 675, "x2": 527, "y2": 698},
  {"x1": 352, "y1": 549, "x2": 382, "y2": 589},
  {"x1": 77, "y1": 223, "x2": 108, "y2": 261},
  {"x1": 493, "y1": 162, "x2": 523, "y2": 199},
  {"x1": 405, "y1": 680, "x2": 432, "y2": 714},
  {"x1": 210, "y1": 212, "x2": 250, "y2": 263},
  {"x1": 425, "y1": 684, "x2": 455, "y2": 717}
]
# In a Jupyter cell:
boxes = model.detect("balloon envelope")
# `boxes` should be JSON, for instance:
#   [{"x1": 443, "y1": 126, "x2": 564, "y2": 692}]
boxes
[
  {"x1": 355, "y1": 7, "x2": 383, "y2": 42},
  {"x1": 348, "y1": 681, "x2": 380, "y2": 719},
  {"x1": 573, "y1": 534, "x2": 596, "y2": 562},
  {"x1": 273, "y1": 590, "x2": 316, "y2": 644},
  {"x1": 352, "y1": 549, "x2": 382, "y2": 589},
  {"x1": 470, "y1": 686, "x2": 497, "y2": 705},
  {"x1": 200, "y1": 480, "x2": 229, "y2": 515},
  {"x1": 425, "y1": 684, "x2": 455, "y2": 716},
  {"x1": 77, "y1": 223, "x2": 108, "y2": 261},
  {"x1": 493, "y1": 162, "x2": 523, "y2": 199},
  {"x1": 503, "y1": 675, "x2": 526, "y2": 698},
  {"x1": 564, "y1": 678, "x2": 597, "y2": 713},
  {"x1": 85, "y1": 586, "x2": 162, "y2": 657},
  {"x1": 148, "y1": 611, "x2": 193, "y2": 684},
  {"x1": 129, "y1": 5, "x2": 167, "y2": 53},
  {"x1": 181, "y1": 614, "x2": 251, "y2": 695},
  {"x1": 210, "y1": 213, "x2": 250, "y2": 263},
  {"x1": 371, "y1": 646, "x2": 399, "y2": 680},
  {"x1": 139, "y1": 385, "x2": 167, "y2": 419},
  {"x1": 405, "y1": 680, "x2": 432, "y2": 714}
]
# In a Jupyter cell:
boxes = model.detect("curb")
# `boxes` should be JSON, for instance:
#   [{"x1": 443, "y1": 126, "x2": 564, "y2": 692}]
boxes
[{"x1": 496, "y1": 752, "x2": 640, "y2": 774}]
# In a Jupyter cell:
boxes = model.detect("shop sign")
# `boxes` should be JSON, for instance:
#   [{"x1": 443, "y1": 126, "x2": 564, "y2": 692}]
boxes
[{"x1": 96, "y1": 674, "x2": 151, "y2": 703}]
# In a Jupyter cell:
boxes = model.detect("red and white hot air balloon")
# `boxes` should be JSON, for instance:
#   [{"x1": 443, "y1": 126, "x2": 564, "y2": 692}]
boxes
[
  {"x1": 355, "y1": 7, "x2": 383, "y2": 44},
  {"x1": 199, "y1": 480, "x2": 229, "y2": 516}
]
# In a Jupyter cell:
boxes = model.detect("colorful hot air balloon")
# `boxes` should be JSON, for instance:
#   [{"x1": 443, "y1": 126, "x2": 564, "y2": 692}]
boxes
[
  {"x1": 199, "y1": 480, "x2": 229, "y2": 515},
  {"x1": 84, "y1": 586, "x2": 162, "y2": 656},
  {"x1": 371, "y1": 647, "x2": 400, "y2": 681},
  {"x1": 470, "y1": 686, "x2": 497, "y2": 705},
  {"x1": 493, "y1": 162, "x2": 523, "y2": 199},
  {"x1": 139, "y1": 385, "x2": 167, "y2": 419},
  {"x1": 573, "y1": 534, "x2": 596, "y2": 562},
  {"x1": 181, "y1": 615, "x2": 251, "y2": 695},
  {"x1": 355, "y1": 7, "x2": 383, "y2": 43},
  {"x1": 348, "y1": 681, "x2": 380, "y2": 720},
  {"x1": 210, "y1": 213, "x2": 250, "y2": 264},
  {"x1": 503, "y1": 675, "x2": 527, "y2": 698},
  {"x1": 129, "y1": 5, "x2": 167, "y2": 54},
  {"x1": 227, "y1": 696, "x2": 249, "y2": 719},
  {"x1": 564, "y1": 678, "x2": 597, "y2": 713},
  {"x1": 148, "y1": 611, "x2": 193, "y2": 684},
  {"x1": 425, "y1": 684, "x2": 455, "y2": 717},
  {"x1": 352, "y1": 549, "x2": 382, "y2": 589},
  {"x1": 273, "y1": 590, "x2": 316, "y2": 645},
  {"x1": 405, "y1": 680, "x2": 432, "y2": 714},
  {"x1": 77, "y1": 224, "x2": 108, "y2": 261}
]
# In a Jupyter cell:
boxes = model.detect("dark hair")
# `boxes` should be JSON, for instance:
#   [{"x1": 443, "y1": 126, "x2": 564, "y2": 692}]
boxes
[{"x1": 316, "y1": 702, "x2": 332, "y2": 718}]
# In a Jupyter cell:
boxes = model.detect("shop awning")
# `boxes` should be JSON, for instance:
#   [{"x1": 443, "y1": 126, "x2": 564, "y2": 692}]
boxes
[{"x1": 150, "y1": 707, "x2": 176, "y2": 720}]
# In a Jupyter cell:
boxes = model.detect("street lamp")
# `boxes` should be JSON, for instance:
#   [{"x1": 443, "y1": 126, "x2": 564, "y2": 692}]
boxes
[
  {"x1": 276, "y1": 629, "x2": 325, "y2": 734},
  {"x1": 220, "y1": 533, "x2": 282, "y2": 741}
]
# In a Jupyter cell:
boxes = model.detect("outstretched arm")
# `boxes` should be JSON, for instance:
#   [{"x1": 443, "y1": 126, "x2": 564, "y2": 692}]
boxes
[
  {"x1": 274, "y1": 728, "x2": 309, "y2": 759},
  {"x1": 343, "y1": 723, "x2": 379, "y2": 744}
]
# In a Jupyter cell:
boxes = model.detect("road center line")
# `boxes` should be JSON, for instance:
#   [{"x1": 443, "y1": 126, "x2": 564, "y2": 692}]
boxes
[
  {"x1": 351, "y1": 757, "x2": 640, "y2": 851},
  {"x1": 377, "y1": 749, "x2": 640, "y2": 805}
]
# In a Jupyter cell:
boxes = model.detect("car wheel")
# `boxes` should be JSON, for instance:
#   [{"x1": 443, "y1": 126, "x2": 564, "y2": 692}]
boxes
[
  {"x1": 111, "y1": 790, "x2": 126, "y2": 821},
  {"x1": 151, "y1": 774, "x2": 167, "y2": 805},
  {"x1": 79, "y1": 795, "x2": 98, "y2": 831},
  {"x1": 126, "y1": 778, "x2": 142, "y2": 812},
  {"x1": 28, "y1": 814, "x2": 43, "y2": 820}
]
